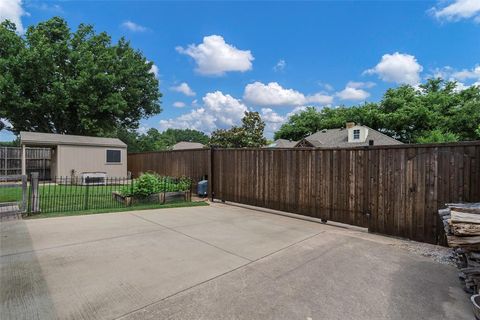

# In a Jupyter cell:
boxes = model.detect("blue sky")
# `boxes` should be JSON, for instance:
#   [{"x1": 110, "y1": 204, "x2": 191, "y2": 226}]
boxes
[{"x1": 1, "y1": 0, "x2": 480, "y2": 141}]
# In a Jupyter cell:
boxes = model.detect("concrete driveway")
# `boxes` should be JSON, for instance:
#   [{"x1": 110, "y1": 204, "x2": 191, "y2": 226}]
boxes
[{"x1": 0, "y1": 203, "x2": 471, "y2": 320}]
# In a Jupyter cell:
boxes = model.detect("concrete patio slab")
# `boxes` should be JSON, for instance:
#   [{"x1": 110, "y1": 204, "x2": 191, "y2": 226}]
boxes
[
  {"x1": 122, "y1": 230, "x2": 469, "y2": 320},
  {"x1": 0, "y1": 213, "x2": 161, "y2": 256},
  {"x1": 1, "y1": 222, "x2": 248, "y2": 320},
  {"x1": 132, "y1": 204, "x2": 260, "y2": 228},
  {"x1": 0, "y1": 203, "x2": 472, "y2": 320}
]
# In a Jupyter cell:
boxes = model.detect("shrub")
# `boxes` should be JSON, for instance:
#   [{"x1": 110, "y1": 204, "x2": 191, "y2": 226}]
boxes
[{"x1": 120, "y1": 173, "x2": 191, "y2": 198}]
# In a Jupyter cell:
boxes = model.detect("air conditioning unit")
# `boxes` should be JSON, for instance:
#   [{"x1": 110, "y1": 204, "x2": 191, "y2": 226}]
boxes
[{"x1": 79, "y1": 172, "x2": 107, "y2": 185}]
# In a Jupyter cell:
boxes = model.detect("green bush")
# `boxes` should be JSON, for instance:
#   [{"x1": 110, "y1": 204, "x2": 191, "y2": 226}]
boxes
[{"x1": 120, "y1": 173, "x2": 191, "y2": 198}]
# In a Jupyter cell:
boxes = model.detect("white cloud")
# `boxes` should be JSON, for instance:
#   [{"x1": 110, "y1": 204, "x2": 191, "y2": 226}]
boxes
[
  {"x1": 273, "y1": 59, "x2": 286, "y2": 72},
  {"x1": 160, "y1": 108, "x2": 217, "y2": 133},
  {"x1": 429, "y1": 64, "x2": 480, "y2": 91},
  {"x1": 244, "y1": 82, "x2": 304, "y2": 106},
  {"x1": 261, "y1": 108, "x2": 285, "y2": 124},
  {"x1": 261, "y1": 108, "x2": 286, "y2": 137},
  {"x1": 0, "y1": 0, "x2": 27, "y2": 33},
  {"x1": 202, "y1": 91, "x2": 248, "y2": 128},
  {"x1": 170, "y1": 82, "x2": 196, "y2": 96},
  {"x1": 159, "y1": 91, "x2": 248, "y2": 133},
  {"x1": 306, "y1": 93, "x2": 334, "y2": 105},
  {"x1": 243, "y1": 82, "x2": 333, "y2": 107},
  {"x1": 121, "y1": 20, "x2": 148, "y2": 32},
  {"x1": 149, "y1": 64, "x2": 159, "y2": 78},
  {"x1": 173, "y1": 101, "x2": 186, "y2": 108},
  {"x1": 336, "y1": 84, "x2": 370, "y2": 101},
  {"x1": 431, "y1": 0, "x2": 480, "y2": 22},
  {"x1": 176, "y1": 35, "x2": 254, "y2": 76},
  {"x1": 346, "y1": 81, "x2": 376, "y2": 89},
  {"x1": 318, "y1": 82, "x2": 334, "y2": 91},
  {"x1": 452, "y1": 65, "x2": 480, "y2": 81},
  {"x1": 364, "y1": 52, "x2": 423, "y2": 85}
]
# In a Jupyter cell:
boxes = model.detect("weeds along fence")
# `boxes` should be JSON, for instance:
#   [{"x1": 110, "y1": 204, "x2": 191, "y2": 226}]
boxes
[
  {"x1": 20, "y1": 176, "x2": 192, "y2": 214},
  {"x1": 127, "y1": 142, "x2": 480, "y2": 245}
]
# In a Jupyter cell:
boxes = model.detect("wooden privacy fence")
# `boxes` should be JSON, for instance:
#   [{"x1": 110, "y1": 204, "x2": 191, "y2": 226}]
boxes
[
  {"x1": 0, "y1": 147, "x2": 51, "y2": 180},
  {"x1": 128, "y1": 142, "x2": 480, "y2": 244},
  {"x1": 128, "y1": 149, "x2": 209, "y2": 183}
]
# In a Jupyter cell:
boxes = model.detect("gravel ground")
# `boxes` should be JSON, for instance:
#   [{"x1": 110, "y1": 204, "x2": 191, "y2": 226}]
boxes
[{"x1": 393, "y1": 241, "x2": 456, "y2": 265}]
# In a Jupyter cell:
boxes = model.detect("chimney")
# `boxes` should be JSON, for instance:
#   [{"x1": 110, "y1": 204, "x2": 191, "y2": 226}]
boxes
[{"x1": 346, "y1": 122, "x2": 355, "y2": 129}]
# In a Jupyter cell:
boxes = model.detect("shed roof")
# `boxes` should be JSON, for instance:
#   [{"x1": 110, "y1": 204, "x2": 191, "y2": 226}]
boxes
[
  {"x1": 20, "y1": 131, "x2": 126, "y2": 148},
  {"x1": 172, "y1": 141, "x2": 205, "y2": 150}
]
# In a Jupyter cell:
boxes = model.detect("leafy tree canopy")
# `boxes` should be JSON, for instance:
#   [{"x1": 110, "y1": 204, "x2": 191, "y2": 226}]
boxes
[
  {"x1": 210, "y1": 111, "x2": 267, "y2": 148},
  {"x1": 274, "y1": 79, "x2": 480, "y2": 143},
  {"x1": 117, "y1": 128, "x2": 209, "y2": 152},
  {"x1": 0, "y1": 17, "x2": 161, "y2": 136}
]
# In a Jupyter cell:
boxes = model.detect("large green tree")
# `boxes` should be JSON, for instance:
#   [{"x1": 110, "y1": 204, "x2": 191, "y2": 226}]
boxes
[
  {"x1": 275, "y1": 79, "x2": 480, "y2": 143},
  {"x1": 0, "y1": 17, "x2": 161, "y2": 136},
  {"x1": 210, "y1": 111, "x2": 267, "y2": 148}
]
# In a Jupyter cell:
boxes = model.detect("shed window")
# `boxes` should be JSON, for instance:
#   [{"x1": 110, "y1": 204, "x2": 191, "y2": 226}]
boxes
[
  {"x1": 353, "y1": 129, "x2": 360, "y2": 140},
  {"x1": 106, "y1": 150, "x2": 121, "y2": 163}
]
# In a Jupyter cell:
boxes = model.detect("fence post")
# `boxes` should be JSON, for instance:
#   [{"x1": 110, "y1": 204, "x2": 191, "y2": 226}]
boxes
[
  {"x1": 208, "y1": 147, "x2": 214, "y2": 201},
  {"x1": 162, "y1": 177, "x2": 167, "y2": 204},
  {"x1": 129, "y1": 177, "x2": 134, "y2": 207},
  {"x1": 29, "y1": 172, "x2": 40, "y2": 213},
  {"x1": 21, "y1": 144, "x2": 26, "y2": 175},
  {"x1": 84, "y1": 178, "x2": 90, "y2": 210},
  {"x1": 21, "y1": 174, "x2": 27, "y2": 212}
]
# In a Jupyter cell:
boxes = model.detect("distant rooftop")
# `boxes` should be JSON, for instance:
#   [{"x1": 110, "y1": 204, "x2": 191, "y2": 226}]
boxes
[
  {"x1": 297, "y1": 125, "x2": 402, "y2": 148},
  {"x1": 266, "y1": 139, "x2": 298, "y2": 148},
  {"x1": 172, "y1": 141, "x2": 205, "y2": 150},
  {"x1": 20, "y1": 131, "x2": 126, "y2": 148}
]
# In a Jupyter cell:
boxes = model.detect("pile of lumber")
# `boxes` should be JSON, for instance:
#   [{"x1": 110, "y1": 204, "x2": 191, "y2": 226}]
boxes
[{"x1": 439, "y1": 202, "x2": 480, "y2": 293}]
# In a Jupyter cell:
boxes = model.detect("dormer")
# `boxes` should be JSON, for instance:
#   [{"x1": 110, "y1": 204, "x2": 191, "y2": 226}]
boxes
[{"x1": 346, "y1": 122, "x2": 368, "y2": 143}]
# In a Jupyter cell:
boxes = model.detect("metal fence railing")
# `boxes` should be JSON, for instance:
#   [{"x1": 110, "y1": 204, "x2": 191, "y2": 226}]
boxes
[{"x1": 14, "y1": 175, "x2": 193, "y2": 215}]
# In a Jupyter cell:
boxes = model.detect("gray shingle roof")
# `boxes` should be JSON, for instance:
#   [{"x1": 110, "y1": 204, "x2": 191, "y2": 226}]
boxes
[
  {"x1": 20, "y1": 131, "x2": 126, "y2": 148},
  {"x1": 172, "y1": 142, "x2": 205, "y2": 150},
  {"x1": 297, "y1": 126, "x2": 402, "y2": 148},
  {"x1": 266, "y1": 139, "x2": 298, "y2": 148}
]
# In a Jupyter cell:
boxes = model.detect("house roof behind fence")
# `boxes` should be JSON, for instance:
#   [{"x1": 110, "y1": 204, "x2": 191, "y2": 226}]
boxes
[
  {"x1": 266, "y1": 139, "x2": 298, "y2": 148},
  {"x1": 20, "y1": 131, "x2": 127, "y2": 148},
  {"x1": 172, "y1": 141, "x2": 205, "y2": 150},
  {"x1": 298, "y1": 126, "x2": 402, "y2": 148}
]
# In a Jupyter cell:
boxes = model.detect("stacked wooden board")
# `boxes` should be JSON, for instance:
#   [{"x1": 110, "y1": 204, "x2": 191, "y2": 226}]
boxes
[{"x1": 439, "y1": 203, "x2": 480, "y2": 293}]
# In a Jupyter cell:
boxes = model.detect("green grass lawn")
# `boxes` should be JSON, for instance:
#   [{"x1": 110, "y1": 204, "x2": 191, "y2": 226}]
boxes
[
  {"x1": 37, "y1": 183, "x2": 129, "y2": 213},
  {"x1": 1, "y1": 183, "x2": 208, "y2": 218},
  {"x1": 0, "y1": 185, "x2": 24, "y2": 202},
  {"x1": 26, "y1": 201, "x2": 209, "y2": 219}
]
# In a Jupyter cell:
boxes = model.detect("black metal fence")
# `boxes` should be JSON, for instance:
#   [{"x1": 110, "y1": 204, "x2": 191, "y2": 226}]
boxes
[{"x1": 26, "y1": 175, "x2": 192, "y2": 214}]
